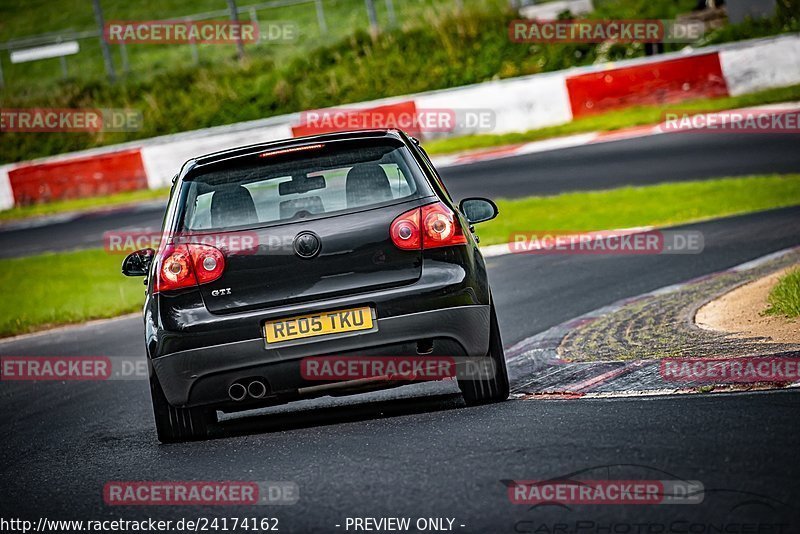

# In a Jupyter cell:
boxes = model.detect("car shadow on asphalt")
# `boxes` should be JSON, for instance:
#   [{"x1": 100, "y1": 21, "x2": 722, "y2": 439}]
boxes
[{"x1": 208, "y1": 392, "x2": 467, "y2": 440}]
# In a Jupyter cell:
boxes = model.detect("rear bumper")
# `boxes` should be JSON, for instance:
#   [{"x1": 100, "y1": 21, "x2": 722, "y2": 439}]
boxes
[{"x1": 153, "y1": 304, "x2": 490, "y2": 407}]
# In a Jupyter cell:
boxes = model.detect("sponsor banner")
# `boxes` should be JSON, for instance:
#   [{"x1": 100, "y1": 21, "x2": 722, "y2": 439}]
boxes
[
  {"x1": 1, "y1": 108, "x2": 142, "y2": 133},
  {"x1": 104, "y1": 229, "x2": 261, "y2": 255},
  {"x1": 103, "y1": 481, "x2": 299, "y2": 506},
  {"x1": 660, "y1": 357, "x2": 800, "y2": 383},
  {"x1": 508, "y1": 230, "x2": 704, "y2": 255},
  {"x1": 509, "y1": 19, "x2": 705, "y2": 43},
  {"x1": 0, "y1": 356, "x2": 148, "y2": 381},
  {"x1": 508, "y1": 479, "x2": 704, "y2": 505},
  {"x1": 661, "y1": 109, "x2": 800, "y2": 133},
  {"x1": 300, "y1": 356, "x2": 496, "y2": 381}
]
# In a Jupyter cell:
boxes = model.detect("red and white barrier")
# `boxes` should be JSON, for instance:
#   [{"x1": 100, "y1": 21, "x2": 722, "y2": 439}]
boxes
[
  {"x1": 1, "y1": 34, "x2": 798, "y2": 210},
  {"x1": 0, "y1": 166, "x2": 13, "y2": 211},
  {"x1": 719, "y1": 37, "x2": 800, "y2": 96},
  {"x1": 566, "y1": 52, "x2": 728, "y2": 117},
  {"x1": 415, "y1": 72, "x2": 573, "y2": 135},
  {"x1": 7, "y1": 148, "x2": 147, "y2": 205}
]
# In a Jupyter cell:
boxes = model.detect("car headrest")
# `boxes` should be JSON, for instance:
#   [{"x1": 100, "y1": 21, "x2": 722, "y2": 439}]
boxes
[
  {"x1": 280, "y1": 196, "x2": 325, "y2": 220},
  {"x1": 210, "y1": 186, "x2": 259, "y2": 228},
  {"x1": 345, "y1": 163, "x2": 393, "y2": 208}
]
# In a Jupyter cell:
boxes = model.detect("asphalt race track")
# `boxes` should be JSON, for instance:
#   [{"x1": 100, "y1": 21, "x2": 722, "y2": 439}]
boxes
[
  {"x1": 2, "y1": 121, "x2": 800, "y2": 529},
  {"x1": 2, "y1": 129, "x2": 800, "y2": 258},
  {"x1": 2, "y1": 203, "x2": 800, "y2": 529}
]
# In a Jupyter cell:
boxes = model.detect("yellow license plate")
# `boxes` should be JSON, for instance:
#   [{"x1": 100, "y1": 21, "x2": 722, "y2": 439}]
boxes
[{"x1": 264, "y1": 306, "x2": 374, "y2": 343}]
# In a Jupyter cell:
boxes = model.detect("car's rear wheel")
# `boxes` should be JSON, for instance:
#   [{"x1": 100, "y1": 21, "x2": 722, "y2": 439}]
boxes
[
  {"x1": 149, "y1": 371, "x2": 216, "y2": 443},
  {"x1": 458, "y1": 302, "x2": 509, "y2": 405}
]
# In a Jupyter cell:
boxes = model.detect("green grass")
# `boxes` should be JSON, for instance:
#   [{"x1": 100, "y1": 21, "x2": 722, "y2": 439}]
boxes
[
  {"x1": 0, "y1": 187, "x2": 169, "y2": 222},
  {"x1": 2, "y1": 173, "x2": 799, "y2": 337},
  {"x1": 765, "y1": 267, "x2": 800, "y2": 318},
  {"x1": 424, "y1": 84, "x2": 800, "y2": 155},
  {"x1": 475, "y1": 174, "x2": 800, "y2": 246},
  {"x1": 0, "y1": 249, "x2": 145, "y2": 337}
]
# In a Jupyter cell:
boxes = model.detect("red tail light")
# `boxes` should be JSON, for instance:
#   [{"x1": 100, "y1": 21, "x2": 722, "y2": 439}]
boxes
[
  {"x1": 155, "y1": 244, "x2": 225, "y2": 293},
  {"x1": 390, "y1": 208, "x2": 421, "y2": 250},
  {"x1": 190, "y1": 244, "x2": 225, "y2": 284},
  {"x1": 390, "y1": 202, "x2": 467, "y2": 250},
  {"x1": 421, "y1": 202, "x2": 467, "y2": 248}
]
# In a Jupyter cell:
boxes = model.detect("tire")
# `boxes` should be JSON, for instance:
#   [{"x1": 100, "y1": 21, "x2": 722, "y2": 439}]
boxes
[
  {"x1": 458, "y1": 302, "x2": 510, "y2": 405},
  {"x1": 149, "y1": 371, "x2": 216, "y2": 443}
]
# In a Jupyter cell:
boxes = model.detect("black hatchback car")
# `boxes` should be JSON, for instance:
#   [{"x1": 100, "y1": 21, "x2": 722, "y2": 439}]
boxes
[{"x1": 123, "y1": 129, "x2": 508, "y2": 442}]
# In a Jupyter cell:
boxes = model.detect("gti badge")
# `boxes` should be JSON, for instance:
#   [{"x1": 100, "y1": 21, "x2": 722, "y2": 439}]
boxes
[{"x1": 211, "y1": 288, "x2": 231, "y2": 296}]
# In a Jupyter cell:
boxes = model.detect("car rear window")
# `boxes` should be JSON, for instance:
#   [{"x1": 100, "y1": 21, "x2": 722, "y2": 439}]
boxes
[{"x1": 178, "y1": 139, "x2": 428, "y2": 231}]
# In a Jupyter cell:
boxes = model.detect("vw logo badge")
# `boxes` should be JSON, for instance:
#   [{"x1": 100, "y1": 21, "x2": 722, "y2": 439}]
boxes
[{"x1": 293, "y1": 232, "x2": 321, "y2": 259}]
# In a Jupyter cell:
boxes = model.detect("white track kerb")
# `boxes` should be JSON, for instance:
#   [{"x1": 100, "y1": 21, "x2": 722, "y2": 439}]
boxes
[{"x1": 1, "y1": 34, "x2": 799, "y2": 210}]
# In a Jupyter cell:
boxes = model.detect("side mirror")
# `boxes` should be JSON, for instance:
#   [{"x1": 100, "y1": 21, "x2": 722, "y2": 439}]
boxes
[
  {"x1": 122, "y1": 248, "x2": 155, "y2": 277},
  {"x1": 459, "y1": 198, "x2": 498, "y2": 224}
]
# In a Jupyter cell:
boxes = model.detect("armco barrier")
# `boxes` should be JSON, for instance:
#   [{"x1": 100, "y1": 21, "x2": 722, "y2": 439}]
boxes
[
  {"x1": 1, "y1": 34, "x2": 798, "y2": 210},
  {"x1": 566, "y1": 53, "x2": 729, "y2": 118},
  {"x1": 8, "y1": 149, "x2": 147, "y2": 205}
]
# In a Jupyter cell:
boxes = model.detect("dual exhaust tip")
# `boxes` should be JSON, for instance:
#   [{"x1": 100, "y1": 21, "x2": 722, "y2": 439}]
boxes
[{"x1": 228, "y1": 379, "x2": 268, "y2": 401}]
